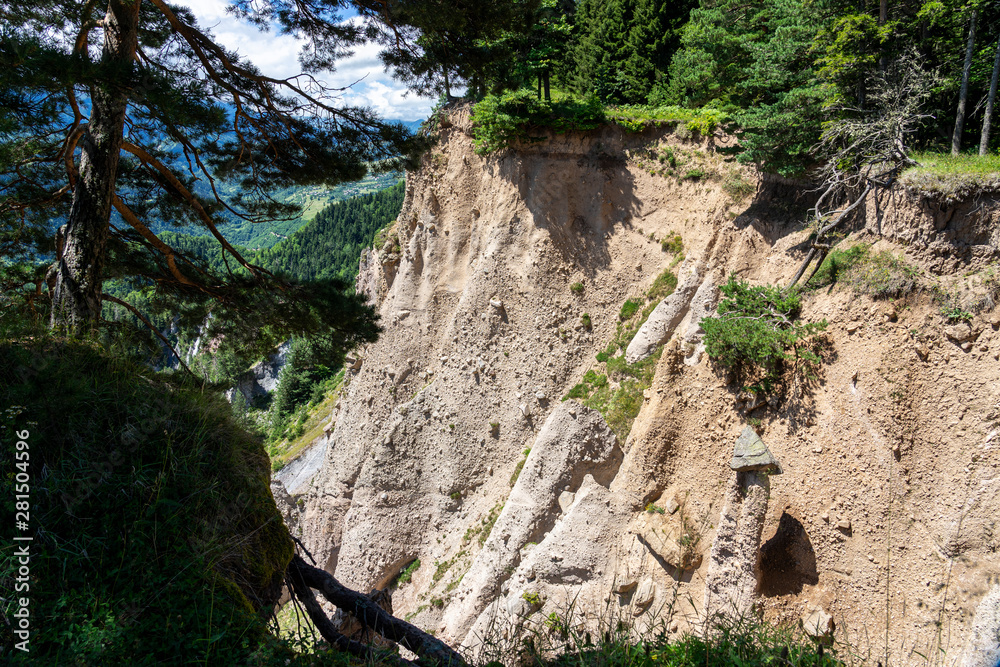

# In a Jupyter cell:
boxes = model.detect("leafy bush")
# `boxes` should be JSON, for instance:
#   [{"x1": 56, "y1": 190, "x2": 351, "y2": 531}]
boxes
[
  {"x1": 570, "y1": 281, "x2": 585, "y2": 294},
  {"x1": 701, "y1": 277, "x2": 827, "y2": 394},
  {"x1": 581, "y1": 313, "x2": 592, "y2": 328},
  {"x1": 471, "y1": 90, "x2": 606, "y2": 155}
]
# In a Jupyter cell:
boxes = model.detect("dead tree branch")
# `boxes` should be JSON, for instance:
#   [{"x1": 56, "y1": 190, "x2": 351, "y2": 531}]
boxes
[{"x1": 287, "y1": 555, "x2": 466, "y2": 667}]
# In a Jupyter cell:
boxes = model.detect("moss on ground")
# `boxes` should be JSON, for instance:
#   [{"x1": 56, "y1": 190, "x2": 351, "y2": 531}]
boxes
[{"x1": 0, "y1": 338, "x2": 298, "y2": 665}]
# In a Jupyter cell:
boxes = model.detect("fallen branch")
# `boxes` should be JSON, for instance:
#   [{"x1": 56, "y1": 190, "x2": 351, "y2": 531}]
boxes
[
  {"x1": 285, "y1": 568, "x2": 414, "y2": 667},
  {"x1": 288, "y1": 555, "x2": 466, "y2": 667}
]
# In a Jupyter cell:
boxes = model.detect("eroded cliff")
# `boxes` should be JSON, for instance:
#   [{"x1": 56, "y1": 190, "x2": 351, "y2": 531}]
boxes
[{"x1": 281, "y1": 105, "x2": 1000, "y2": 665}]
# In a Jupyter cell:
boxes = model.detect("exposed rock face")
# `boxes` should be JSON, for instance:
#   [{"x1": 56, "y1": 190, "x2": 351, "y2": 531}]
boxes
[
  {"x1": 442, "y1": 401, "x2": 621, "y2": 642},
  {"x1": 960, "y1": 584, "x2": 1000, "y2": 667},
  {"x1": 288, "y1": 105, "x2": 1000, "y2": 661},
  {"x1": 626, "y1": 263, "x2": 702, "y2": 364},
  {"x1": 226, "y1": 340, "x2": 291, "y2": 404},
  {"x1": 703, "y1": 471, "x2": 770, "y2": 624}
]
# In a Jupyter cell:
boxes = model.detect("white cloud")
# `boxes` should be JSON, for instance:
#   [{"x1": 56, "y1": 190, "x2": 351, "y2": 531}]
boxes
[{"x1": 175, "y1": 1, "x2": 434, "y2": 121}]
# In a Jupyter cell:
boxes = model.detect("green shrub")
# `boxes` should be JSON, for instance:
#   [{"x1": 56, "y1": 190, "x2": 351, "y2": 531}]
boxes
[
  {"x1": 701, "y1": 276, "x2": 827, "y2": 394},
  {"x1": 619, "y1": 298, "x2": 643, "y2": 321},
  {"x1": 581, "y1": 313, "x2": 592, "y2": 328},
  {"x1": 647, "y1": 268, "x2": 679, "y2": 302},
  {"x1": 684, "y1": 168, "x2": 705, "y2": 181},
  {"x1": 661, "y1": 233, "x2": 683, "y2": 255},
  {"x1": 471, "y1": 90, "x2": 605, "y2": 155},
  {"x1": 396, "y1": 559, "x2": 421, "y2": 585},
  {"x1": 807, "y1": 244, "x2": 870, "y2": 289},
  {"x1": 570, "y1": 281, "x2": 585, "y2": 294}
]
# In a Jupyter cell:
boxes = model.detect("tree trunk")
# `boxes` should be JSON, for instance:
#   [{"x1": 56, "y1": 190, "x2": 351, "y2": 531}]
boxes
[
  {"x1": 980, "y1": 33, "x2": 1000, "y2": 156},
  {"x1": 543, "y1": 69, "x2": 551, "y2": 102},
  {"x1": 537, "y1": 73, "x2": 542, "y2": 99},
  {"x1": 51, "y1": 0, "x2": 141, "y2": 332},
  {"x1": 442, "y1": 66, "x2": 451, "y2": 99},
  {"x1": 878, "y1": 0, "x2": 888, "y2": 71},
  {"x1": 952, "y1": 9, "x2": 978, "y2": 156}
]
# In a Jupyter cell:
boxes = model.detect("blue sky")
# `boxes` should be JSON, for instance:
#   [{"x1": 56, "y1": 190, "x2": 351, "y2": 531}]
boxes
[{"x1": 177, "y1": 0, "x2": 434, "y2": 121}]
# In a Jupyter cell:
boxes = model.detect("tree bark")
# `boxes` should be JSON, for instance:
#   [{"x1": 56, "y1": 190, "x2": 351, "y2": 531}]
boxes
[
  {"x1": 51, "y1": 0, "x2": 141, "y2": 332},
  {"x1": 288, "y1": 556, "x2": 466, "y2": 666},
  {"x1": 952, "y1": 9, "x2": 977, "y2": 156},
  {"x1": 980, "y1": 33, "x2": 1000, "y2": 156},
  {"x1": 543, "y1": 69, "x2": 551, "y2": 102},
  {"x1": 878, "y1": 0, "x2": 888, "y2": 71}
]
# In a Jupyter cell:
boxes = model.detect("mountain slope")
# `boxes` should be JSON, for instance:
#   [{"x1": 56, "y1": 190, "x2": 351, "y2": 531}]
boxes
[{"x1": 281, "y1": 104, "x2": 1000, "y2": 664}]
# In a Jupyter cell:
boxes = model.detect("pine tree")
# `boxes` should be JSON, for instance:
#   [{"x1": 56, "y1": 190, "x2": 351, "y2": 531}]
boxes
[{"x1": 1, "y1": 0, "x2": 423, "y2": 361}]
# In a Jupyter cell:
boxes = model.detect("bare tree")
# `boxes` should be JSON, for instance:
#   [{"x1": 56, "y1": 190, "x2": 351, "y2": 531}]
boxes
[{"x1": 789, "y1": 55, "x2": 939, "y2": 288}]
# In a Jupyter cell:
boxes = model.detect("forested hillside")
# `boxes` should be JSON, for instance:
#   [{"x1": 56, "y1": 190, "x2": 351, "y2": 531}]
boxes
[
  {"x1": 422, "y1": 0, "x2": 1000, "y2": 174},
  {"x1": 258, "y1": 181, "x2": 406, "y2": 281}
]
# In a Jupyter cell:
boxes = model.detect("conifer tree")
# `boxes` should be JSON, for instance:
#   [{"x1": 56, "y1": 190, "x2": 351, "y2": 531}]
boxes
[{"x1": 1, "y1": 0, "x2": 422, "y2": 360}]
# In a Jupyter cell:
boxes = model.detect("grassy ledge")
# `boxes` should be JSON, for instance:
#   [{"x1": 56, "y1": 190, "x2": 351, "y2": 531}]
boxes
[{"x1": 899, "y1": 152, "x2": 1000, "y2": 200}]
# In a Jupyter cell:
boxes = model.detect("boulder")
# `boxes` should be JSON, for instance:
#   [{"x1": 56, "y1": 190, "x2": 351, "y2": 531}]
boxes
[{"x1": 729, "y1": 426, "x2": 782, "y2": 473}]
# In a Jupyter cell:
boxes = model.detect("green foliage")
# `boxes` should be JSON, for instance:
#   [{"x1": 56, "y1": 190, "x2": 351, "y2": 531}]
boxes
[
  {"x1": 900, "y1": 152, "x2": 1000, "y2": 199},
  {"x1": 664, "y1": 0, "x2": 825, "y2": 175},
  {"x1": 647, "y1": 269, "x2": 678, "y2": 303},
  {"x1": 661, "y1": 233, "x2": 684, "y2": 254},
  {"x1": 0, "y1": 338, "x2": 296, "y2": 665},
  {"x1": 645, "y1": 503, "x2": 666, "y2": 514},
  {"x1": 570, "y1": 281, "x2": 585, "y2": 294},
  {"x1": 606, "y1": 105, "x2": 730, "y2": 134},
  {"x1": 701, "y1": 276, "x2": 827, "y2": 394},
  {"x1": 581, "y1": 313, "x2": 592, "y2": 328},
  {"x1": 521, "y1": 591, "x2": 543, "y2": 607},
  {"x1": 563, "y1": 0, "x2": 698, "y2": 104},
  {"x1": 509, "y1": 448, "x2": 531, "y2": 487},
  {"x1": 397, "y1": 559, "x2": 421, "y2": 586},
  {"x1": 618, "y1": 298, "x2": 643, "y2": 321},
  {"x1": 472, "y1": 89, "x2": 607, "y2": 154},
  {"x1": 807, "y1": 244, "x2": 871, "y2": 289},
  {"x1": 843, "y1": 251, "x2": 920, "y2": 299},
  {"x1": 259, "y1": 182, "x2": 406, "y2": 282},
  {"x1": 504, "y1": 602, "x2": 844, "y2": 667}
]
